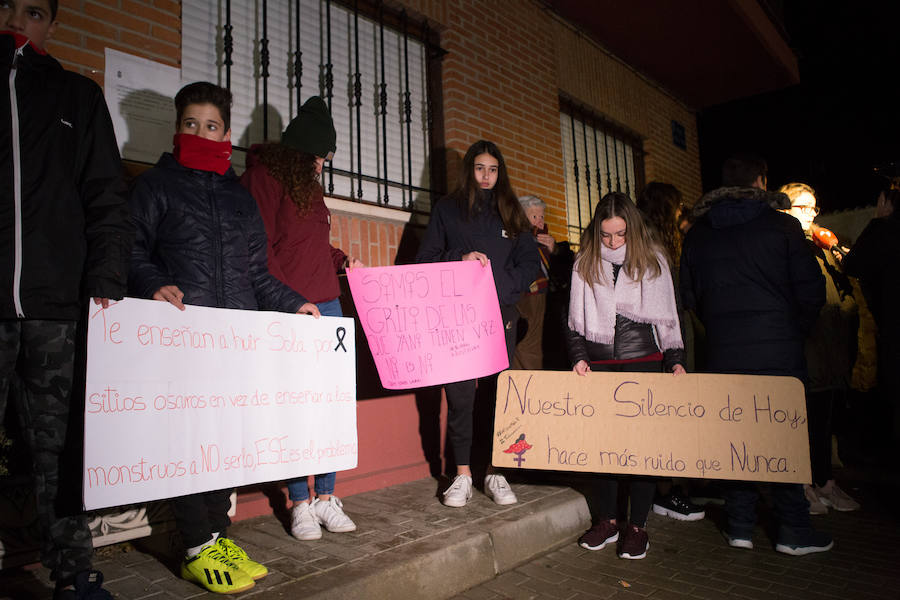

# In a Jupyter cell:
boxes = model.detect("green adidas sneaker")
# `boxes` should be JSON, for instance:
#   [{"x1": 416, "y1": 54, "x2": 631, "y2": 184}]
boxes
[
  {"x1": 180, "y1": 543, "x2": 255, "y2": 594},
  {"x1": 217, "y1": 537, "x2": 269, "y2": 580}
]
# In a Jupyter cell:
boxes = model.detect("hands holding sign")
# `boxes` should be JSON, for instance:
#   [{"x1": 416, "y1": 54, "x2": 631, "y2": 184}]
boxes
[{"x1": 152, "y1": 285, "x2": 322, "y2": 318}]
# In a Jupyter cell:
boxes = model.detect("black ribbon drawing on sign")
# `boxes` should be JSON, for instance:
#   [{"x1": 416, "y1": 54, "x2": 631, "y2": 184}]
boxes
[{"x1": 334, "y1": 326, "x2": 347, "y2": 352}]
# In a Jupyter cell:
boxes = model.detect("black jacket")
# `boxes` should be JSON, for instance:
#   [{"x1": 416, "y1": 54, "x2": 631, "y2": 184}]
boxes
[
  {"x1": 566, "y1": 264, "x2": 686, "y2": 372},
  {"x1": 843, "y1": 214, "x2": 900, "y2": 341},
  {"x1": 416, "y1": 192, "x2": 539, "y2": 307},
  {"x1": 129, "y1": 153, "x2": 307, "y2": 312},
  {"x1": 680, "y1": 186, "x2": 824, "y2": 379},
  {"x1": 0, "y1": 34, "x2": 132, "y2": 320}
]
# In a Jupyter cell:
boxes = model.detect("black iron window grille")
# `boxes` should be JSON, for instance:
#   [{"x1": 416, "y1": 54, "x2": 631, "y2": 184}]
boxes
[
  {"x1": 183, "y1": 0, "x2": 445, "y2": 212},
  {"x1": 559, "y1": 96, "x2": 645, "y2": 245}
]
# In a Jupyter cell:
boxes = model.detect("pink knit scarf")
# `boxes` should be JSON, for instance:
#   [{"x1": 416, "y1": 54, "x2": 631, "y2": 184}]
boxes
[{"x1": 568, "y1": 244, "x2": 683, "y2": 350}]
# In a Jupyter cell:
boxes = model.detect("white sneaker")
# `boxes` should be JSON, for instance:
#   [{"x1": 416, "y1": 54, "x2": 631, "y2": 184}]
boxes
[
  {"x1": 290, "y1": 502, "x2": 322, "y2": 540},
  {"x1": 443, "y1": 474, "x2": 473, "y2": 507},
  {"x1": 723, "y1": 531, "x2": 753, "y2": 549},
  {"x1": 484, "y1": 474, "x2": 517, "y2": 505},
  {"x1": 312, "y1": 496, "x2": 357, "y2": 532}
]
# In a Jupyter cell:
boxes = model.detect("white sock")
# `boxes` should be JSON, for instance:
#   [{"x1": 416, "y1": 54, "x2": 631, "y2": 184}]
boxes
[{"x1": 186, "y1": 535, "x2": 216, "y2": 558}]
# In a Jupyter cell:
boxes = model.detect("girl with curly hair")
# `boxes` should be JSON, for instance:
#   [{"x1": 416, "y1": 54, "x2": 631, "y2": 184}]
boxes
[{"x1": 240, "y1": 96, "x2": 362, "y2": 542}]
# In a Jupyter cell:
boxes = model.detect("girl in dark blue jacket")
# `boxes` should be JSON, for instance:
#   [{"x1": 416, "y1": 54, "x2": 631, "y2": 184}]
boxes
[{"x1": 416, "y1": 140, "x2": 539, "y2": 508}]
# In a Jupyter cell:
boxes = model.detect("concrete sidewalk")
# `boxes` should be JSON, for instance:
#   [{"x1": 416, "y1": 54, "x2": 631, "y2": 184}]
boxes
[
  {"x1": 2, "y1": 468, "x2": 899, "y2": 599},
  {"x1": 1, "y1": 477, "x2": 591, "y2": 600}
]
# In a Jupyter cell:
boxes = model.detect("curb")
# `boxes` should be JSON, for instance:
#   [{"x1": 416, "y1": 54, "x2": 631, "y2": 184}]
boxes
[{"x1": 252, "y1": 488, "x2": 590, "y2": 599}]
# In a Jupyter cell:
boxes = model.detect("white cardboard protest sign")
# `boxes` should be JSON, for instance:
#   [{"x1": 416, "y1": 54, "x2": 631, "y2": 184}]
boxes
[
  {"x1": 83, "y1": 298, "x2": 357, "y2": 510},
  {"x1": 492, "y1": 370, "x2": 811, "y2": 484}
]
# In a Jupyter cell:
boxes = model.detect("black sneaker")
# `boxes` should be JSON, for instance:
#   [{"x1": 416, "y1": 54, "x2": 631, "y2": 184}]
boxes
[
  {"x1": 618, "y1": 524, "x2": 649, "y2": 559},
  {"x1": 578, "y1": 520, "x2": 619, "y2": 550},
  {"x1": 652, "y1": 492, "x2": 705, "y2": 521},
  {"x1": 775, "y1": 528, "x2": 833, "y2": 556},
  {"x1": 54, "y1": 570, "x2": 113, "y2": 600}
]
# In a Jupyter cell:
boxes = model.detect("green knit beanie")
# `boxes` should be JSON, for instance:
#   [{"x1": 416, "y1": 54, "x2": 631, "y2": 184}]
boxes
[{"x1": 281, "y1": 96, "x2": 336, "y2": 160}]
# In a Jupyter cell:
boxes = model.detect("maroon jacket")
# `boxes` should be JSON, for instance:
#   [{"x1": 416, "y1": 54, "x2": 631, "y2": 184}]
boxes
[{"x1": 240, "y1": 150, "x2": 346, "y2": 304}]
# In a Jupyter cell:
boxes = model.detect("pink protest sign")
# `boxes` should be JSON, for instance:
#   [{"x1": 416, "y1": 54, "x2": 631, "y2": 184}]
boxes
[{"x1": 347, "y1": 261, "x2": 509, "y2": 389}]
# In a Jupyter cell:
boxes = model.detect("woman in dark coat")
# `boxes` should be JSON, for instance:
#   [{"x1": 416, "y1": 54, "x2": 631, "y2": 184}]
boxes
[{"x1": 416, "y1": 140, "x2": 539, "y2": 508}]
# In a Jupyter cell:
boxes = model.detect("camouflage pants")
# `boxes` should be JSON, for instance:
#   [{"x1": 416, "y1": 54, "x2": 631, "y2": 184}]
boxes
[{"x1": 0, "y1": 320, "x2": 93, "y2": 582}]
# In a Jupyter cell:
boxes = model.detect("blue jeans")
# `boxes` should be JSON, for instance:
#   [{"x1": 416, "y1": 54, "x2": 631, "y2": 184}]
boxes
[
  {"x1": 723, "y1": 481, "x2": 811, "y2": 541},
  {"x1": 286, "y1": 297, "x2": 342, "y2": 502}
]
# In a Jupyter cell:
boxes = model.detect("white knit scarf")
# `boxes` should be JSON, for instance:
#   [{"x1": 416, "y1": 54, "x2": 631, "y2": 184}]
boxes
[{"x1": 568, "y1": 244, "x2": 683, "y2": 350}]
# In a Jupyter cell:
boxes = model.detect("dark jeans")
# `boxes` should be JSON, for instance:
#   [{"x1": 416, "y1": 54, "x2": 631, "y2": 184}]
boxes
[
  {"x1": 587, "y1": 360, "x2": 661, "y2": 527},
  {"x1": 806, "y1": 389, "x2": 836, "y2": 487},
  {"x1": 171, "y1": 488, "x2": 233, "y2": 550},
  {"x1": 723, "y1": 481, "x2": 811, "y2": 540},
  {"x1": 444, "y1": 304, "x2": 518, "y2": 467},
  {"x1": 0, "y1": 320, "x2": 93, "y2": 582},
  {"x1": 878, "y1": 336, "x2": 900, "y2": 443}
]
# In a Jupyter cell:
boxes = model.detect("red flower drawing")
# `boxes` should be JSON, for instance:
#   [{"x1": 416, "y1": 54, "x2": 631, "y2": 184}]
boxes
[{"x1": 503, "y1": 433, "x2": 532, "y2": 467}]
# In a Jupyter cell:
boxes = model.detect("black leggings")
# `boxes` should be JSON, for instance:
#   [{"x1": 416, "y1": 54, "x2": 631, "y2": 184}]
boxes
[
  {"x1": 588, "y1": 359, "x2": 661, "y2": 527},
  {"x1": 444, "y1": 304, "x2": 518, "y2": 466},
  {"x1": 172, "y1": 489, "x2": 233, "y2": 549}
]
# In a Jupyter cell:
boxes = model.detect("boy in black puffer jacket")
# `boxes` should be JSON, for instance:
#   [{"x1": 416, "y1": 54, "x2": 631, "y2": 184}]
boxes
[{"x1": 128, "y1": 82, "x2": 319, "y2": 595}]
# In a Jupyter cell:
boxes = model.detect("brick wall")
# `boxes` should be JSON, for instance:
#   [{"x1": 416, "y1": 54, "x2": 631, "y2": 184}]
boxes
[
  {"x1": 330, "y1": 211, "x2": 405, "y2": 269},
  {"x1": 44, "y1": 0, "x2": 702, "y2": 257},
  {"x1": 551, "y1": 21, "x2": 702, "y2": 205},
  {"x1": 49, "y1": 0, "x2": 180, "y2": 87},
  {"x1": 401, "y1": 0, "x2": 702, "y2": 240}
]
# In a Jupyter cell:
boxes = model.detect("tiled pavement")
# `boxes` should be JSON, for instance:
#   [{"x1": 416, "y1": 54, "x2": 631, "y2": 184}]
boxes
[
  {"x1": 453, "y1": 472, "x2": 900, "y2": 600},
  {"x1": 2, "y1": 468, "x2": 898, "y2": 600}
]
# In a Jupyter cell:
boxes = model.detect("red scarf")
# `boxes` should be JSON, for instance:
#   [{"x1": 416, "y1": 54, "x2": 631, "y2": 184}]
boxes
[
  {"x1": 172, "y1": 133, "x2": 232, "y2": 175},
  {"x1": 2, "y1": 32, "x2": 48, "y2": 55}
]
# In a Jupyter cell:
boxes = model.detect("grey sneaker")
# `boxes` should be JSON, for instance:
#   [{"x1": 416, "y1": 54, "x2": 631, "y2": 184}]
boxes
[
  {"x1": 804, "y1": 484, "x2": 828, "y2": 515},
  {"x1": 443, "y1": 474, "x2": 473, "y2": 507},
  {"x1": 290, "y1": 502, "x2": 322, "y2": 540},
  {"x1": 484, "y1": 474, "x2": 517, "y2": 505},
  {"x1": 313, "y1": 496, "x2": 357, "y2": 532},
  {"x1": 815, "y1": 480, "x2": 860, "y2": 512}
]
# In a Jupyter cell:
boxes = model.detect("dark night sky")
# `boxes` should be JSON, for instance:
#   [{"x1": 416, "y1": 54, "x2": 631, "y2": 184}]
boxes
[{"x1": 698, "y1": 2, "x2": 900, "y2": 211}]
